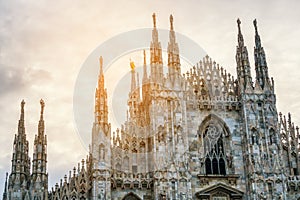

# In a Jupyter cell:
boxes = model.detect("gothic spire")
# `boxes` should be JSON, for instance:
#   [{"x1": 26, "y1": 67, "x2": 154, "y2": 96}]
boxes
[
  {"x1": 152, "y1": 13, "x2": 156, "y2": 28},
  {"x1": 9, "y1": 100, "x2": 31, "y2": 197},
  {"x1": 170, "y1": 14, "x2": 174, "y2": 30},
  {"x1": 167, "y1": 14, "x2": 181, "y2": 83},
  {"x1": 151, "y1": 13, "x2": 159, "y2": 45},
  {"x1": 98, "y1": 56, "x2": 105, "y2": 88},
  {"x1": 150, "y1": 13, "x2": 163, "y2": 83},
  {"x1": 235, "y1": 18, "x2": 252, "y2": 92},
  {"x1": 31, "y1": 100, "x2": 48, "y2": 199},
  {"x1": 253, "y1": 19, "x2": 270, "y2": 91},
  {"x1": 237, "y1": 18, "x2": 244, "y2": 47},
  {"x1": 18, "y1": 100, "x2": 25, "y2": 135},
  {"x1": 94, "y1": 56, "x2": 108, "y2": 124},
  {"x1": 38, "y1": 99, "x2": 45, "y2": 135},
  {"x1": 253, "y1": 19, "x2": 261, "y2": 48}
]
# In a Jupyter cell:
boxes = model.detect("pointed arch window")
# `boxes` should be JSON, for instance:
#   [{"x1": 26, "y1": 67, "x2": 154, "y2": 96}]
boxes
[
  {"x1": 269, "y1": 128, "x2": 276, "y2": 145},
  {"x1": 203, "y1": 124, "x2": 226, "y2": 175},
  {"x1": 124, "y1": 156, "x2": 129, "y2": 171}
]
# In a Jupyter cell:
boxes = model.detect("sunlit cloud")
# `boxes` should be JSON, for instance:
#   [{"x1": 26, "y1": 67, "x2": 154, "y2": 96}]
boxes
[{"x1": 1, "y1": 0, "x2": 300, "y2": 191}]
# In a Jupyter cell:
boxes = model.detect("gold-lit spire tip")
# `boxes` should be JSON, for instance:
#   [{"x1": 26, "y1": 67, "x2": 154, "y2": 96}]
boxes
[
  {"x1": 99, "y1": 56, "x2": 103, "y2": 67},
  {"x1": 130, "y1": 60, "x2": 135, "y2": 70}
]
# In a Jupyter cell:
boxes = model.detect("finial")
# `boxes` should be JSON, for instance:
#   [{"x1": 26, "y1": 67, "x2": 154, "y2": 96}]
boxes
[
  {"x1": 99, "y1": 56, "x2": 103, "y2": 73},
  {"x1": 40, "y1": 99, "x2": 45, "y2": 116},
  {"x1": 253, "y1": 19, "x2": 258, "y2": 33},
  {"x1": 237, "y1": 18, "x2": 241, "y2": 33},
  {"x1": 152, "y1": 13, "x2": 156, "y2": 28},
  {"x1": 21, "y1": 99, "x2": 25, "y2": 110},
  {"x1": 130, "y1": 59, "x2": 135, "y2": 70},
  {"x1": 20, "y1": 99, "x2": 25, "y2": 121},
  {"x1": 143, "y1": 50, "x2": 146, "y2": 65},
  {"x1": 170, "y1": 14, "x2": 174, "y2": 31}
]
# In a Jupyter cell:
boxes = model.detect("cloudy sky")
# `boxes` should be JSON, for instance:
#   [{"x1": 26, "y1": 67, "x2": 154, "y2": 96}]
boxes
[{"x1": 1, "y1": 0, "x2": 300, "y2": 191}]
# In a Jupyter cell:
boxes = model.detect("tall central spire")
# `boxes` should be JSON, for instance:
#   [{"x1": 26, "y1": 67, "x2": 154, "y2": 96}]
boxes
[{"x1": 94, "y1": 56, "x2": 108, "y2": 125}]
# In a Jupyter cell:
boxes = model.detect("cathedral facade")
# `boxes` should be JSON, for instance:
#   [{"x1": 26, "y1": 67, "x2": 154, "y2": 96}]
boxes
[{"x1": 3, "y1": 14, "x2": 300, "y2": 200}]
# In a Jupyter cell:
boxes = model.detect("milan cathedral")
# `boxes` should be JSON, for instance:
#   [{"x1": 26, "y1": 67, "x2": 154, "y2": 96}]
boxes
[{"x1": 2, "y1": 14, "x2": 300, "y2": 200}]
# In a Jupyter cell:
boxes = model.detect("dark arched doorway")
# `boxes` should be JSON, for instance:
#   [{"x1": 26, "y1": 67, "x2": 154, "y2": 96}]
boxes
[{"x1": 122, "y1": 192, "x2": 141, "y2": 200}]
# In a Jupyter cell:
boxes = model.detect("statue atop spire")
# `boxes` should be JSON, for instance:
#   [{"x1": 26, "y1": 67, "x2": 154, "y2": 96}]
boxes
[
  {"x1": 18, "y1": 99, "x2": 26, "y2": 135},
  {"x1": 130, "y1": 59, "x2": 136, "y2": 93},
  {"x1": 152, "y1": 13, "x2": 156, "y2": 28},
  {"x1": 170, "y1": 14, "x2": 174, "y2": 31},
  {"x1": 237, "y1": 18, "x2": 241, "y2": 33},
  {"x1": 99, "y1": 56, "x2": 104, "y2": 75},
  {"x1": 130, "y1": 59, "x2": 135, "y2": 71},
  {"x1": 40, "y1": 99, "x2": 45, "y2": 120},
  {"x1": 237, "y1": 18, "x2": 244, "y2": 47},
  {"x1": 253, "y1": 19, "x2": 258, "y2": 33},
  {"x1": 38, "y1": 99, "x2": 45, "y2": 135},
  {"x1": 21, "y1": 99, "x2": 25, "y2": 120}
]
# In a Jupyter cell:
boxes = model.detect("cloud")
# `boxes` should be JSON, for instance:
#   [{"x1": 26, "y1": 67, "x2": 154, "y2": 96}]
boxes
[
  {"x1": 1, "y1": 0, "x2": 300, "y2": 192},
  {"x1": 0, "y1": 64, "x2": 27, "y2": 95}
]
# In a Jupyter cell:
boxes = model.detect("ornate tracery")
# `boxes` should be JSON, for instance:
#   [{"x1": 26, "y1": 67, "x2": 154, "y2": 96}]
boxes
[
  {"x1": 203, "y1": 124, "x2": 227, "y2": 175},
  {"x1": 199, "y1": 115, "x2": 230, "y2": 176}
]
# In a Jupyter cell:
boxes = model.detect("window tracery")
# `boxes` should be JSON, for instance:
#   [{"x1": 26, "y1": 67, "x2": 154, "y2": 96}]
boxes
[{"x1": 203, "y1": 123, "x2": 227, "y2": 175}]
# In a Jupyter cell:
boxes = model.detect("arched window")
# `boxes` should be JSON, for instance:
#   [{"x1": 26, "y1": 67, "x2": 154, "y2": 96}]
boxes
[
  {"x1": 124, "y1": 156, "x2": 129, "y2": 171},
  {"x1": 269, "y1": 128, "x2": 276, "y2": 145},
  {"x1": 203, "y1": 124, "x2": 226, "y2": 175}
]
